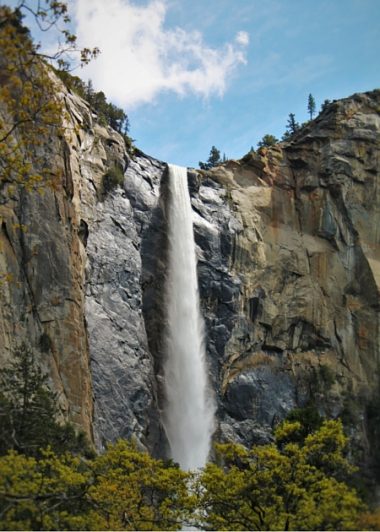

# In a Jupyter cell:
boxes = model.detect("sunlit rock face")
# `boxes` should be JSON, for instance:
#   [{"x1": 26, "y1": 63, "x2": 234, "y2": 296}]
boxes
[
  {"x1": 192, "y1": 90, "x2": 380, "y2": 451},
  {"x1": 0, "y1": 77, "x2": 379, "y2": 464}
]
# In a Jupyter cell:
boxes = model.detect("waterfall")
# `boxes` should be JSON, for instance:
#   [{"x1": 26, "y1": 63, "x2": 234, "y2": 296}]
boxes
[{"x1": 163, "y1": 164, "x2": 215, "y2": 470}]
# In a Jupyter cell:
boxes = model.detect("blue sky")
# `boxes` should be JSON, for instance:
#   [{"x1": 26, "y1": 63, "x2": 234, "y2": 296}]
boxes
[{"x1": 8, "y1": 0, "x2": 380, "y2": 167}]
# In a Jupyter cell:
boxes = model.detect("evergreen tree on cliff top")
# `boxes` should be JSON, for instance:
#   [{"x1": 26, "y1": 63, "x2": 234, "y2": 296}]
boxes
[
  {"x1": 308, "y1": 93, "x2": 316, "y2": 119},
  {"x1": 257, "y1": 134, "x2": 279, "y2": 148},
  {"x1": 199, "y1": 146, "x2": 222, "y2": 169},
  {"x1": 282, "y1": 112, "x2": 300, "y2": 139}
]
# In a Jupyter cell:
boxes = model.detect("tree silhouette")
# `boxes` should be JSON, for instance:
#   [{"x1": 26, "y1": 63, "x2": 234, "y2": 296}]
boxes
[
  {"x1": 308, "y1": 93, "x2": 316, "y2": 119},
  {"x1": 0, "y1": 344, "x2": 91, "y2": 457},
  {"x1": 282, "y1": 113, "x2": 300, "y2": 140},
  {"x1": 199, "y1": 146, "x2": 222, "y2": 170}
]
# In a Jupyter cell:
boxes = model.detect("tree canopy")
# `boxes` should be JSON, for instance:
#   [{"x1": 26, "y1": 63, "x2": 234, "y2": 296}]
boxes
[
  {"x1": 0, "y1": 5, "x2": 64, "y2": 196},
  {"x1": 0, "y1": 349, "x2": 372, "y2": 532},
  {"x1": 257, "y1": 134, "x2": 279, "y2": 148},
  {"x1": 195, "y1": 419, "x2": 363, "y2": 531},
  {"x1": 55, "y1": 75, "x2": 130, "y2": 136},
  {"x1": 0, "y1": 441, "x2": 190, "y2": 531}
]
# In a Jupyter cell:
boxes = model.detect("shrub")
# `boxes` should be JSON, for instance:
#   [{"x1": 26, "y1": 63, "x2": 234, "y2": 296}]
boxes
[{"x1": 102, "y1": 165, "x2": 124, "y2": 195}]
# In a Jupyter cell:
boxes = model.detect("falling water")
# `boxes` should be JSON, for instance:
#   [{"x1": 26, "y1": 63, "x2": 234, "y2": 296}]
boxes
[{"x1": 163, "y1": 164, "x2": 215, "y2": 470}]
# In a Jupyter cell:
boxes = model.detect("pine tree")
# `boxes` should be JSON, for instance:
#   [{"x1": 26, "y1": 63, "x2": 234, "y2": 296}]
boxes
[
  {"x1": 257, "y1": 134, "x2": 279, "y2": 148},
  {"x1": 308, "y1": 93, "x2": 316, "y2": 119},
  {"x1": 0, "y1": 344, "x2": 92, "y2": 457},
  {"x1": 287, "y1": 113, "x2": 300, "y2": 134},
  {"x1": 282, "y1": 113, "x2": 300, "y2": 140},
  {"x1": 199, "y1": 146, "x2": 222, "y2": 170}
]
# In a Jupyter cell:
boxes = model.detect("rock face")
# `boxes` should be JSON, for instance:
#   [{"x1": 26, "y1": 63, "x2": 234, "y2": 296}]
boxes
[
  {"x1": 193, "y1": 91, "x2": 380, "y2": 450},
  {"x1": 0, "y1": 80, "x2": 379, "y2": 461},
  {"x1": 57, "y1": 90, "x2": 167, "y2": 451},
  {"x1": 0, "y1": 88, "x2": 93, "y2": 437}
]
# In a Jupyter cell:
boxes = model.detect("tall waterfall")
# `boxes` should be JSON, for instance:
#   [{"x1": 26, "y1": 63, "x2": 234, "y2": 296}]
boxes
[{"x1": 163, "y1": 164, "x2": 215, "y2": 470}]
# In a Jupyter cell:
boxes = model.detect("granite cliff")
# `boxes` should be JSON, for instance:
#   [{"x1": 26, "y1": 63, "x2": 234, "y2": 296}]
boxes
[{"x1": 0, "y1": 81, "x2": 379, "y2": 464}]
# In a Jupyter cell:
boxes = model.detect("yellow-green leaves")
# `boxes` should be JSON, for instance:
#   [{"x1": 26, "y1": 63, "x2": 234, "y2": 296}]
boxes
[
  {"x1": 0, "y1": 421, "x2": 366, "y2": 531},
  {"x1": 87, "y1": 440, "x2": 190, "y2": 530},
  {"x1": 0, "y1": 6, "x2": 64, "y2": 196},
  {"x1": 196, "y1": 420, "x2": 364, "y2": 531},
  {"x1": 0, "y1": 450, "x2": 90, "y2": 530},
  {"x1": 0, "y1": 441, "x2": 191, "y2": 531}
]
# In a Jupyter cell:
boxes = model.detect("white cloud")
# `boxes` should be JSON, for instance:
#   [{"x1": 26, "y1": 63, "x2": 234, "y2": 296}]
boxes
[
  {"x1": 73, "y1": 0, "x2": 248, "y2": 108},
  {"x1": 235, "y1": 31, "x2": 249, "y2": 46}
]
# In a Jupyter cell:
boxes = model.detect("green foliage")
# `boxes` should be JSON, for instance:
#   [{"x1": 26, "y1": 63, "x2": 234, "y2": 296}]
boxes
[
  {"x1": 366, "y1": 386, "x2": 380, "y2": 481},
  {"x1": 196, "y1": 419, "x2": 363, "y2": 531},
  {"x1": 87, "y1": 440, "x2": 190, "y2": 530},
  {"x1": 0, "y1": 6, "x2": 64, "y2": 196},
  {"x1": 0, "y1": 441, "x2": 190, "y2": 531},
  {"x1": 308, "y1": 93, "x2": 316, "y2": 119},
  {"x1": 341, "y1": 394, "x2": 361, "y2": 426},
  {"x1": 84, "y1": 81, "x2": 129, "y2": 134},
  {"x1": 279, "y1": 404, "x2": 323, "y2": 445},
  {"x1": 199, "y1": 146, "x2": 222, "y2": 170},
  {"x1": 282, "y1": 112, "x2": 300, "y2": 140},
  {"x1": 0, "y1": 400, "x2": 368, "y2": 531},
  {"x1": 318, "y1": 364, "x2": 336, "y2": 389},
  {"x1": 55, "y1": 72, "x2": 134, "y2": 151},
  {"x1": 257, "y1": 134, "x2": 279, "y2": 148},
  {"x1": 54, "y1": 69, "x2": 87, "y2": 99},
  {"x1": 102, "y1": 165, "x2": 125, "y2": 196},
  {"x1": 0, "y1": 449, "x2": 92, "y2": 531},
  {"x1": 1, "y1": 2, "x2": 98, "y2": 71},
  {"x1": 0, "y1": 343, "x2": 92, "y2": 458}
]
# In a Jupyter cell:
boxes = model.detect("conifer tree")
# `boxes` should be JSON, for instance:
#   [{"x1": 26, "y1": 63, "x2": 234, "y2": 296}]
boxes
[
  {"x1": 308, "y1": 93, "x2": 316, "y2": 119},
  {"x1": 257, "y1": 134, "x2": 279, "y2": 148},
  {"x1": 199, "y1": 146, "x2": 222, "y2": 170},
  {"x1": 287, "y1": 113, "x2": 300, "y2": 134},
  {"x1": 282, "y1": 113, "x2": 300, "y2": 140},
  {"x1": 0, "y1": 344, "x2": 91, "y2": 457}
]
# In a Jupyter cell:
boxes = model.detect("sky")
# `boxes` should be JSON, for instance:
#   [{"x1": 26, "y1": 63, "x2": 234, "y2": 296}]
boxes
[{"x1": 8, "y1": 0, "x2": 380, "y2": 167}]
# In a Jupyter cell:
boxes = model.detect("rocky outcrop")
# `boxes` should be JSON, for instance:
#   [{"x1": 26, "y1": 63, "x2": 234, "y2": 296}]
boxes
[
  {"x1": 1, "y1": 79, "x2": 379, "y2": 462},
  {"x1": 193, "y1": 90, "x2": 380, "y2": 451}
]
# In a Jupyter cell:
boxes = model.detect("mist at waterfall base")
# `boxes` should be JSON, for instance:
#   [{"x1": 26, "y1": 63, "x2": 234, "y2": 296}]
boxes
[{"x1": 162, "y1": 164, "x2": 215, "y2": 471}]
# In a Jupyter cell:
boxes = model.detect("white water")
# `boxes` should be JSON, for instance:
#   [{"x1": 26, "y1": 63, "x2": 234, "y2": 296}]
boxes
[{"x1": 163, "y1": 164, "x2": 215, "y2": 471}]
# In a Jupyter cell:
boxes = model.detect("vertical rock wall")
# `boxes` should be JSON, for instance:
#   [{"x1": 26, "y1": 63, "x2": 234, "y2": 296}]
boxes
[
  {"x1": 191, "y1": 90, "x2": 380, "y2": 450},
  {"x1": 1, "y1": 79, "x2": 379, "y2": 462},
  {"x1": 0, "y1": 89, "x2": 93, "y2": 437}
]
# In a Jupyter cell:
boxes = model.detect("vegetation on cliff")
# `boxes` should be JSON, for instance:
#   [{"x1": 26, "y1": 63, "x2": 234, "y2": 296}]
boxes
[
  {"x1": 0, "y1": 346, "x2": 377, "y2": 531},
  {"x1": 54, "y1": 72, "x2": 134, "y2": 151},
  {"x1": 0, "y1": 2, "x2": 98, "y2": 197},
  {"x1": 0, "y1": 5, "x2": 64, "y2": 196},
  {"x1": 0, "y1": 344, "x2": 92, "y2": 459},
  {"x1": 199, "y1": 145, "x2": 228, "y2": 169},
  {"x1": 0, "y1": 1, "x2": 130, "y2": 209}
]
